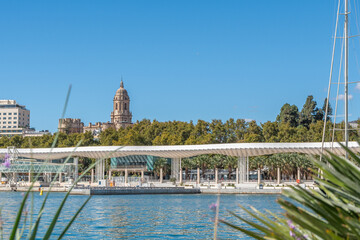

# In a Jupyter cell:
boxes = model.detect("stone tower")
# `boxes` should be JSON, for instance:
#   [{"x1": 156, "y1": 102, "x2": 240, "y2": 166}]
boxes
[{"x1": 111, "y1": 80, "x2": 133, "y2": 129}]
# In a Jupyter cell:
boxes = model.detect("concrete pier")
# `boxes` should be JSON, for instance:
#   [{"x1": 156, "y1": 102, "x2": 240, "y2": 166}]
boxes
[{"x1": 71, "y1": 187, "x2": 201, "y2": 195}]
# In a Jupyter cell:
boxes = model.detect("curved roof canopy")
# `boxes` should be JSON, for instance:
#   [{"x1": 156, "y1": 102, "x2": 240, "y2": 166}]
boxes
[{"x1": 0, "y1": 142, "x2": 358, "y2": 160}]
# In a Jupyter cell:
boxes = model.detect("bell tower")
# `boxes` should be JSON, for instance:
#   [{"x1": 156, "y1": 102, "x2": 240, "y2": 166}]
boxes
[{"x1": 111, "y1": 79, "x2": 132, "y2": 129}]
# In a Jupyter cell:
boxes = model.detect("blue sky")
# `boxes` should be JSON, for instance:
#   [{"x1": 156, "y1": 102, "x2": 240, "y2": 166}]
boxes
[{"x1": 1, "y1": 0, "x2": 359, "y2": 132}]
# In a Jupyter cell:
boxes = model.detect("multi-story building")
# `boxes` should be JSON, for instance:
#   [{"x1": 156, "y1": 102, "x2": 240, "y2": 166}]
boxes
[
  {"x1": 111, "y1": 80, "x2": 133, "y2": 129},
  {"x1": 0, "y1": 100, "x2": 30, "y2": 136}
]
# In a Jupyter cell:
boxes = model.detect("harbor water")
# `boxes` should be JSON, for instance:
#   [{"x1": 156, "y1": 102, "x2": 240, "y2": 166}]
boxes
[{"x1": 0, "y1": 192, "x2": 282, "y2": 239}]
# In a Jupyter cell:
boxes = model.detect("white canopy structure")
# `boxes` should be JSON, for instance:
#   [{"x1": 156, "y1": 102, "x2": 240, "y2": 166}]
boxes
[
  {"x1": 0, "y1": 141, "x2": 358, "y2": 160},
  {"x1": 0, "y1": 142, "x2": 358, "y2": 183}
]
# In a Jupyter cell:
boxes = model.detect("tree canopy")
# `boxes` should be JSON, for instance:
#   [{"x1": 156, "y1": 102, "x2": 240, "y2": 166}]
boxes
[{"x1": 0, "y1": 95, "x2": 354, "y2": 148}]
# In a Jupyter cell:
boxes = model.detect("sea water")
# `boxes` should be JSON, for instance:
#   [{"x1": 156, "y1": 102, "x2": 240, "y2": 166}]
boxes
[{"x1": 0, "y1": 192, "x2": 282, "y2": 239}]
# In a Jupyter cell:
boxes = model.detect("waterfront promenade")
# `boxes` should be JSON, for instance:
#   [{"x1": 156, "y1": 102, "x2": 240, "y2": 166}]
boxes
[{"x1": 0, "y1": 179, "x2": 315, "y2": 195}]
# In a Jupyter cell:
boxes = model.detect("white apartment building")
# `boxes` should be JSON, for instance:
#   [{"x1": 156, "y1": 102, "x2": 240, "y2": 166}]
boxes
[{"x1": 0, "y1": 100, "x2": 30, "y2": 135}]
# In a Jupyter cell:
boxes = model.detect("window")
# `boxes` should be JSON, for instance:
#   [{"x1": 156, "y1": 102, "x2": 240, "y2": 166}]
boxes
[
  {"x1": 2, "y1": 122, "x2": 5, "y2": 124},
  {"x1": 8, "y1": 113, "x2": 11, "y2": 115},
  {"x1": 3, "y1": 113, "x2": 6, "y2": 115},
  {"x1": 14, "y1": 117, "x2": 17, "y2": 119},
  {"x1": 8, "y1": 126, "x2": 11, "y2": 128},
  {"x1": 124, "y1": 103, "x2": 127, "y2": 110},
  {"x1": 2, "y1": 117, "x2": 5, "y2": 120},
  {"x1": 2, "y1": 126, "x2": 5, "y2": 128},
  {"x1": 116, "y1": 103, "x2": 118, "y2": 110},
  {"x1": 13, "y1": 121, "x2": 16, "y2": 124},
  {"x1": 14, "y1": 113, "x2": 17, "y2": 115},
  {"x1": 8, "y1": 122, "x2": 11, "y2": 124},
  {"x1": 8, "y1": 117, "x2": 11, "y2": 120}
]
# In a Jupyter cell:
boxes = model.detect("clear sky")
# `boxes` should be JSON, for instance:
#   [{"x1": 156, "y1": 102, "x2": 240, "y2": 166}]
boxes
[{"x1": 1, "y1": 0, "x2": 360, "y2": 132}]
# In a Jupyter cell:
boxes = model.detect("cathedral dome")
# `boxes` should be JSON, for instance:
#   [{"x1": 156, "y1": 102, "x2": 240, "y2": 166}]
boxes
[{"x1": 115, "y1": 80, "x2": 128, "y2": 97}]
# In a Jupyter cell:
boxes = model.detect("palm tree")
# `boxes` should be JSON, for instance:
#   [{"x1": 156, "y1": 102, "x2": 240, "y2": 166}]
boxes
[
  {"x1": 182, "y1": 157, "x2": 196, "y2": 180},
  {"x1": 153, "y1": 158, "x2": 169, "y2": 180},
  {"x1": 193, "y1": 155, "x2": 211, "y2": 179},
  {"x1": 222, "y1": 156, "x2": 238, "y2": 180}
]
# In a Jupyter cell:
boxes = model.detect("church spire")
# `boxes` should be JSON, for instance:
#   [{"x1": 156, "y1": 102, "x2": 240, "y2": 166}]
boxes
[{"x1": 120, "y1": 77, "x2": 124, "y2": 88}]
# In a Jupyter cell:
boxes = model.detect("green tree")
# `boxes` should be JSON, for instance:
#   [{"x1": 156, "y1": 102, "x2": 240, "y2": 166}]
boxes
[
  {"x1": 262, "y1": 121, "x2": 279, "y2": 142},
  {"x1": 299, "y1": 95, "x2": 317, "y2": 128},
  {"x1": 244, "y1": 121, "x2": 264, "y2": 142},
  {"x1": 322, "y1": 97, "x2": 333, "y2": 121},
  {"x1": 276, "y1": 103, "x2": 299, "y2": 127}
]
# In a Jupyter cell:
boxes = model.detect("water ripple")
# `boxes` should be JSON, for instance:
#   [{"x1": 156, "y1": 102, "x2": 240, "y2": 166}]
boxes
[{"x1": 0, "y1": 192, "x2": 282, "y2": 239}]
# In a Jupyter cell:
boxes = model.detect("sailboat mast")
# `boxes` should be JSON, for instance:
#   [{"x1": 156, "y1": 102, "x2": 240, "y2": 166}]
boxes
[{"x1": 344, "y1": 0, "x2": 349, "y2": 150}]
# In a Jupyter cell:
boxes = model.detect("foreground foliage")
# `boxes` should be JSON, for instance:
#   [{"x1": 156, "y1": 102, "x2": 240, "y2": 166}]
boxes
[
  {"x1": 5, "y1": 86, "x2": 114, "y2": 239},
  {"x1": 221, "y1": 143, "x2": 360, "y2": 239}
]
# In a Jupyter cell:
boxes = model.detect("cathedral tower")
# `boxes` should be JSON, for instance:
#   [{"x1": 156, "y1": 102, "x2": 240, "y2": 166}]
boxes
[{"x1": 111, "y1": 80, "x2": 132, "y2": 129}]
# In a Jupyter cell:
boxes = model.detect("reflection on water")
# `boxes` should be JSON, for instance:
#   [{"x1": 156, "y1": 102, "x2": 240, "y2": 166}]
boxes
[{"x1": 0, "y1": 192, "x2": 282, "y2": 239}]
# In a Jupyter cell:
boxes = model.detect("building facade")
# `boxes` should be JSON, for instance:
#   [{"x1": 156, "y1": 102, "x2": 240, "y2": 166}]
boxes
[
  {"x1": 83, "y1": 122, "x2": 114, "y2": 136},
  {"x1": 111, "y1": 80, "x2": 133, "y2": 129},
  {"x1": 58, "y1": 118, "x2": 84, "y2": 134},
  {"x1": 0, "y1": 100, "x2": 30, "y2": 136}
]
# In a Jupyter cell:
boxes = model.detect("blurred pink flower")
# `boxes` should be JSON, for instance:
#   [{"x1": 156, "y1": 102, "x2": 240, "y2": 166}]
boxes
[
  {"x1": 209, "y1": 203, "x2": 217, "y2": 211},
  {"x1": 2, "y1": 154, "x2": 10, "y2": 168}
]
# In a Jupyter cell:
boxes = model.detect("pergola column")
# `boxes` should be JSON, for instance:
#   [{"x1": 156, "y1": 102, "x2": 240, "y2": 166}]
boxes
[
  {"x1": 215, "y1": 168, "x2": 218, "y2": 184},
  {"x1": 179, "y1": 158, "x2": 183, "y2": 184},
  {"x1": 59, "y1": 172, "x2": 62, "y2": 183},
  {"x1": 95, "y1": 159, "x2": 105, "y2": 181},
  {"x1": 171, "y1": 158, "x2": 181, "y2": 182},
  {"x1": 109, "y1": 170, "x2": 112, "y2": 180},
  {"x1": 197, "y1": 167, "x2": 200, "y2": 184},
  {"x1": 125, "y1": 169, "x2": 128, "y2": 184},
  {"x1": 238, "y1": 156, "x2": 246, "y2": 183},
  {"x1": 236, "y1": 167, "x2": 239, "y2": 184},
  {"x1": 91, "y1": 168, "x2": 94, "y2": 184},
  {"x1": 297, "y1": 167, "x2": 301, "y2": 182},
  {"x1": 160, "y1": 168, "x2": 163, "y2": 183},
  {"x1": 277, "y1": 167, "x2": 280, "y2": 185},
  {"x1": 246, "y1": 156, "x2": 249, "y2": 182},
  {"x1": 28, "y1": 170, "x2": 31, "y2": 183},
  {"x1": 141, "y1": 170, "x2": 144, "y2": 182},
  {"x1": 257, "y1": 168, "x2": 261, "y2": 185},
  {"x1": 74, "y1": 157, "x2": 79, "y2": 181}
]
